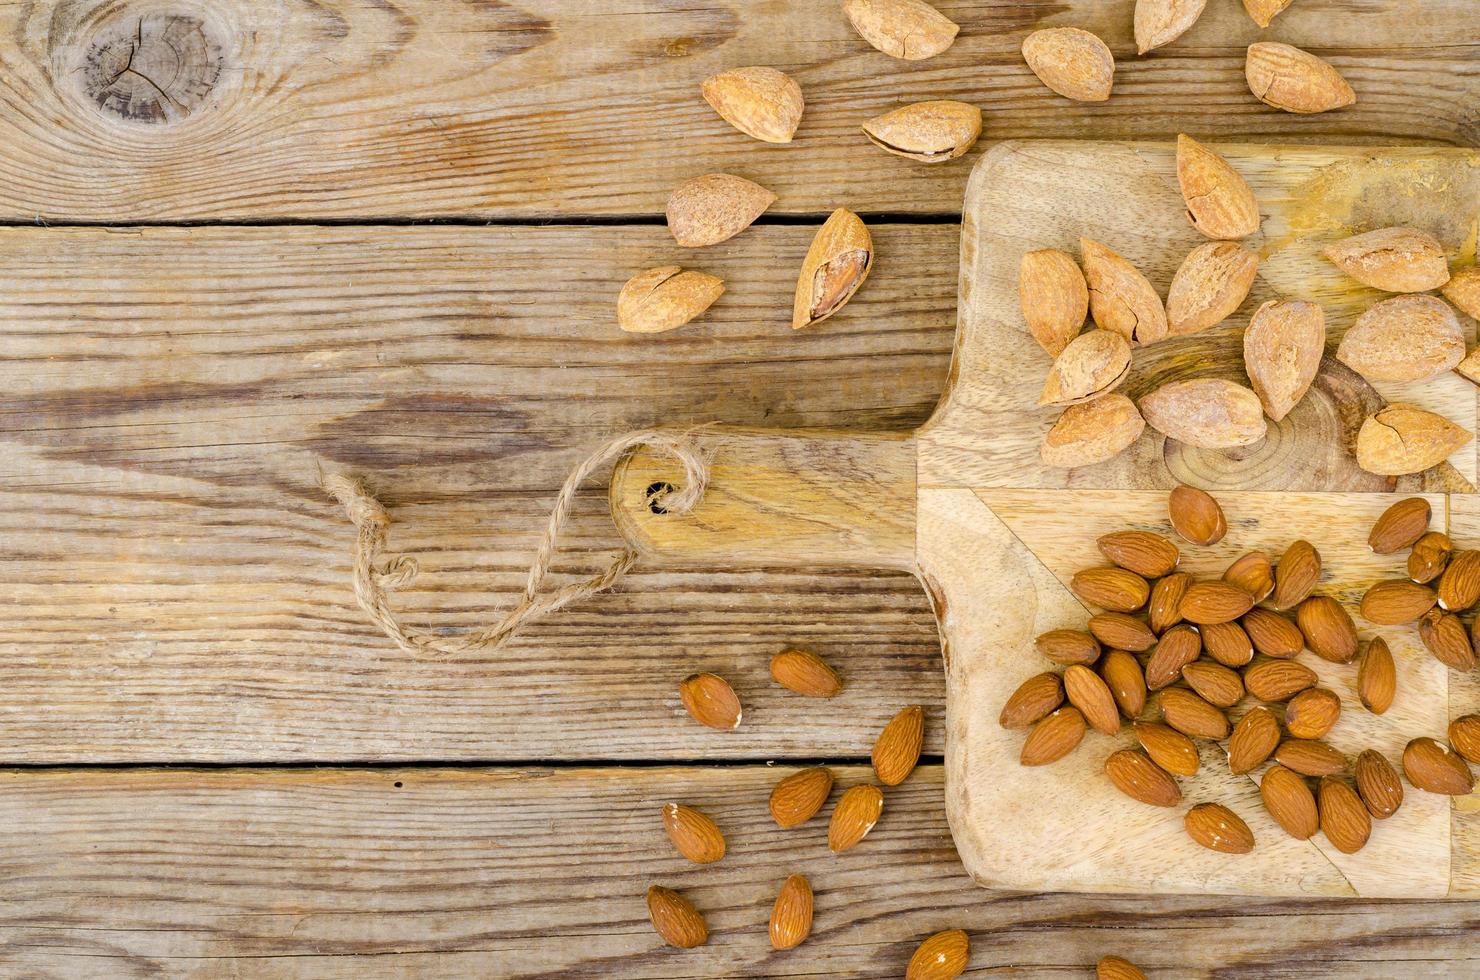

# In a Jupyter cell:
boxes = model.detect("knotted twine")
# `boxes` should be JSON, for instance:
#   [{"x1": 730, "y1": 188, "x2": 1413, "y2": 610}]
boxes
[{"x1": 322, "y1": 429, "x2": 711, "y2": 656}]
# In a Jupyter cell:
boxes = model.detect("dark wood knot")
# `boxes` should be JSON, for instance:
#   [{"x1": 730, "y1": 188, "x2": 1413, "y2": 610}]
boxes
[{"x1": 74, "y1": 11, "x2": 225, "y2": 124}]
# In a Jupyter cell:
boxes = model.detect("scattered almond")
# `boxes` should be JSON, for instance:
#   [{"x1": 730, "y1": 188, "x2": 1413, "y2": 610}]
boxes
[
  {"x1": 1080, "y1": 238, "x2": 1168, "y2": 345},
  {"x1": 1166, "y1": 241, "x2": 1259, "y2": 336},
  {"x1": 1437, "y1": 549, "x2": 1480, "y2": 611},
  {"x1": 661, "y1": 803, "x2": 726, "y2": 864},
  {"x1": 1275, "y1": 739, "x2": 1347, "y2": 777},
  {"x1": 769, "y1": 766, "x2": 835, "y2": 827},
  {"x1": 793, "y1": 208, "x2": 872, "y2": 329},
  {"x1": 1318, "y1": 777, "x2": 1371, "y2": 854},
  {"x1": 1022, "y1": 28, "x2": 1115, "y2": 103},
  {"x1": 1261, "y1": 764, "x2": 1318, "y2": 839},
  {"x1": 1223, "y1": 550, "x2": 1274, "y2": 602},
  {"x1": 1159, "y1": 687, "x2": 1228, "y2": 739},
  {"x1": 1284, "y1": 687, "x2": 1341, "y2": 740},
  {"x1": 1359, "y1": 579, "x2": 1437, "y2": 625},
  {"x1": 1139, "y1": 378, "x2": 1268, "y2": 450},
  {"x1": 1324, "y1": 227, "x2": 1450, "y2": 293},
  {"x1": 701, "y1": 66, "x2": 804, "y2": 143},
  {"x1": 1135, "y1": 720, "x2": 1200, "y2": 776},
  {"x1": 666, "y1": 174, "x2": 775, "y2": 248},
  {"x1": 770, "y1": 648, "x2": 843, "y2": 697},
  {"x1": 907, "y1": 929, "x2": 969, "y2": 980},
  {"x1": 1168, "y1": 485, "x2": 1227, "y2": 546},
  {"x1": 1356, "y1": 403, "x2": 1473, "y2": 476},
  {"x1": 1134, "y1": 0, "x2": 1207, "y2": 54},
  {"x1": 1243, "y1": 300, "x2": 1325, "y2": 422},
  {"x1": 1180, "y1": 580, "x2": 1256, "y2": 624},
  {"x1": 1369, "y1": 497, "x2": 1431, "y2": 554},
  {"x1": 1098, "y1": 956, "x2": 1148, "y2": 980},
  {"x1": 1228, "y1": 705, "x2": 1280, "y2": 773},
  {"x1": 1182, "y1": 660, "x2": 1245, "y2": 708},
  {"x1": 1098, "y1": 531, "x2": 1180, "y2": 579},
  {"x1": 1000, "y1": 672, "x2": 1065, "y2": 729},
  {"x1": 647, "y1": 885, "x2": 708, "y2": 948},
  {"x1": 1070, "y1": 567, "x2": 1150, "y2": 612},
  {"x1": 1150, "y1": 571, "x2": 1193, "y2": 633},
  {"x1": 862, "y1": 100, "x2": 981, "y2": 163},
  {"x1": 1176, "y1": 134, "x2": 1260, "y2": 240},
  {"x1": 1021, "y1": 247, "x2": 1089, "y2": 358},
  {"x1": 1105, "y1": 749, "x2": 1182, "y2": 807},
  {"x1": 1337, "y1": 295, "x2": 1463, "y2": 382},
  {"x1": 1354, "y1": 749, "x2": 1403, "y2": 819},
  {"x1": 1202, "y1": 620, "x2": 1255, "y2": 667},
  {"x1": 873, "y1": 705, "x2": 924, "y2": 785},
  {"x1": 1041, "y1": 395, "x2": 1146, "y2": 468},
  {"x1": 1021, "y1": 706, "x2": 1087, "y2": 765},
  {"x1": 1242, "y1": 607, "x2": 1304, "y2": 658},
  {"x1": 1184, "y1": 801, "x2": 1255, "y2": 854},
  {"x1": 1245, "y1": 42, "x2": 1355, "y2": 114},
  {"x1": 1039, "y1": 328, "x2": 1133, "y2": 406},
  {"x1": 1295, "y1": 596, "x2": 1358, "y2": 663},
  {"x1": 1101, "y1": 650, "x2": 1148, "y2": 718},
  {"x1": 1272, "y1": 540, "x2": 1321, "y2": 610},
  {"x1": 1403, "y1": 736, "x2": 1474, "y2": 795},
  {"x1": 769, "y1": 874, "x2": 813, "y2": 950},
  {"x1": 1035, "y1": 628, "x2": 1103, "y2": 666},
  {"x1": 1088, "y1": 612, "x2": 1158, "y2": 652},
  {"x1": 1066, "y1": 665, "x2": 1121, "y2": 735},
  {"x1": 843, "y1": 0, "x2": 959, "y2": 60},
  {"x1": 1449, "y1": 714, "x2": 1480, "y2": 764},
  {"x1": 1408, "y1": 531, "x2": 1452, "y2": 584},
  {"x1": 1244, "y1": 658, "x2": 1317, "y2": 701},
  {"x1": 618, "y1": 266, "x2": 725, "y2": 333},
  {"x1": 1418, "y1": 608, "x2": 1475, "y2": 670},
  {"x1": 679, "y1": 672, "x2": 742, "y2": 729},
  {"x1": 1145, "y1": 624, "x2": 1203, "y2": 689},
  {"x1": 1242, "y1": 0, "x2": 1293, "y2": 28},
  {"x1": 1357, "y1": 637, "x2": 1396, "y2": 714},
  {"x1": 1441, "y1": 266, "x2": 1480, "y2": 320},
  {"x1": 828, "y1": 783, "x2": 885, "y2": 852}
]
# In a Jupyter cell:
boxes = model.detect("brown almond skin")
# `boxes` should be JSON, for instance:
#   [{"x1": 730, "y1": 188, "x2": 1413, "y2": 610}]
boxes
[
  {"x1": 1295, "y1": 596, "x2": 1358, "y2": 663},
  {"x1": 1098, "y1": 530, "x2": 1180, "y2": 579},
  {"x1": 1228, "y1": 705, "x2": 1281, "y2": 774},
  {"x1": 1261, "y1": 765, "x2": 1318, "y2": 840},
  {"x1": 1273, "y1": 540, "x2": 1322, "y2": 610},
  {"x1": 1354, "y1": 749, "x2": 1404, "y2": 819},
  {"x1": 1144, "y1": 624, "x2": 1203, "y2": 690},
  {"x1": 793, "y1": 208, "x2": 872, "y2": 329},
  {"x1": 1098, "y1": 956, "x2": 1149, "y2": 980},
  {"x1": 1071, "y1": 567, "x2": 1150, "y2": 612},
  {"x1": 1100, "y1": 650, "x2": 1148, "y2": 719},
  {"x1": 1438, "y1": 549, "x2": 1480, "y2": 611},
  {"x1": 1369, "y1": 497, "x2": 1431, "y2": 554},
  {"x1": 1244, "y1": 658, "x2": 1317, "y2": 702},
  {"x1": 1180, "y1": 580, "x2": 1255, "y2": 625},
  {"x1": 1241, "y1": 607, "x2": 1304, "y2": 659},
  {"x1": 1021, "y1": 707, "x2": 1086, "y2": 766},
  {"x1": 1449, "y1": 714, "x2": 1480, "y2": 764},
  {"x1": 1357, "y1": 637, "x2": 1396, "y2": 714},
  {"x1": 1284, "y1": 687, "x2": 1341, "y2": 740},
  {"x1": 1318, "y1": 777, "x2": 1371, "y2": 854},
  {"x1": 1184, "y1": 802, "x2": 1255, "y2": 854},
  {"x1": 1275, "y1": 739, "x2": 1348, "y2": 777},
  {"x1": 769, "y1": 874, "x2": 813, "y2": 950},
  {"x1": 647, "y1": 886, "x2": 708, "y2": 948},
  {"x1": 770, "y1": 648, "x2": 843, "y2": 697},
  {"x1": 1065, "y1": 665, "x2": 1121, "y2": 736},
  {"x1": 872, "y1": 705, "x2": 924, "y2": 785},
  {"x1": 1149, "y1": 572, "x2": 1192, "y2": 634},
  {"x1": 769, "y1": 767, "x2": 834, "y2": 828},
  {"x1": 1404, "y1": 737, "x2": 1474, "y2": 795},
  {"x1": 1088, "y1": 612, "x2": 1157, "y2": 652},
  {"x1": 907, "y1": 929, "x2": 969, "y2": 980},
  {"x1": 1168, "y1": 485, "x2": 1227, "y2": 546},
  {"x1": 1105, "y1": 749, "x2": 1181, "y2": 807},
  {"x1": 1176, "y1": 134, "x2": 1260, "y2": 241},
  {"x1": 1201, "y1": 620, "x2": 1254, "y2": 667},
  {"x1": 1360, "y1": 579, "x2": 1437, "y2": 625},
  {"x1": 1419, "y1": 608, "x2": 1476, "y2": 671},
  {"x1": 1035, "y1": 628, "x2": 1102, "y2": 666},
  {"x1": 1159, "y1": 687, "x2": 1228, "y2": 739},
  {"x1": 679, "y1": 672, "x2": 743, "y2": 730},
  {"x1": 827, "y1": 784, "x2": 885, "y2": 852},
  {"x1": 1409, "y1": 531, "x2": 1452, "y2": 584},
  {"x1": 662, "y1": 803, "x2": 726, "y2": 864},
  {"x1": 1134, "y1": 721, "x2": 1200, "y2": 776},
  {"x1": 1223, "y1": 551, "x2": 1274, "y2": 603},
  {"x1": 999, "y1": 672, "x2": 1065, "y2": 729},
  {"x1": 1182, "y1": 660, "x2": 1245, "y2": 708}
]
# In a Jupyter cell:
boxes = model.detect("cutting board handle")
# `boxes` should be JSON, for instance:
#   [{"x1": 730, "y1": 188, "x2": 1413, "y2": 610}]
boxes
[{"x1": 609, "y1": 427, "x2": 917, "y2": 572}]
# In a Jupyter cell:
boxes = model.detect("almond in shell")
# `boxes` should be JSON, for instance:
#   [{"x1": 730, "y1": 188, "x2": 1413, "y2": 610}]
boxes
[
  {"x1": 1080, "y1": 238, "x2": 1167, "y2": 345},
  {"x1": 1159, "y1": 687, "x2": 1228, "y2": 739},
  {"x1": 1184, "y1": 802, "x2": 1254, "y2": 854},
  {"x1": 862, "y1": 100, "x2": 981, "y2": 163},
  {"x1": 1295, "y1": 596, "x2": 1358, "y2": 663},
  {"x1": 1437, "y1": 549, "x2": 1480, "y2": 611},
  {"x1": 1357, "y1": 636, "x2": 1395, "y2": 714},
  {"x1": 666, "y1": 174, "x2": 775, "y2": 248},
  {"x1": 1139, "y1": 378, "x2": 1268, "y2": 450},
  {"x1": 1088, "y1": 612, "x2": 1158, "y2": 652},
  {"x1": 1182, "y1": 660, "x2": 1244, "y2": 708},
  {"x1": 999, "y1": 672, "x2": 1065, "y2": 729},
  {"x1": 1166, "y1": 241, "x2": 1259, "y2": 336},
  {"x1": 1228, "y1": 705, "x2": 1280, "y2": 773},
  {"x1": 1105, "y1": 749, "x2": 1181, "y2": 806},
  {"x1": 1245, "y1": 42, "x2": 1355, "y2": 114},
  {"x1": 1134, "y1": 720, "x2": 1200, "y2": 776},
  {"x1": 1336, "y1": 295, "x2": 1463, "y2": 383},
  {"x1": 1202, "y1": 620, "x2": 1255, "y2": 667},
  {"x1": 1168, "y1": 486, "x2": 1226, "y2": 545},
  {"x1": 1022, "y1": 28, "x2": 1114, "y2": 103},
  {"x1": 1441, "y1": 266, "x2": 1480, "y2": 320},
  {"x1": 872, "y1": 705, "x2": 924, "y2": 785},
  {"x1": 1354, "y1": 749, "x2": 1403, "y2": 819},
  {"x1": 1359, "y1": 579, "x2": 1437, "y2": 624},
  {"x1": 1403, "y1": 736, "x2": 1474, "y2": 795},
  {"x1": 1324, "y1": 227, "x2": 1450, "y2": 293},
  {"x1": 1145, "y1": 624, "x2": 1202, "y2": 689},
  {"x1": 1458, "y1": 348, "x2": 1480, "y2": 386},
  {"x1": 907, "y1": 929, "x2": 969, "y2": 980},
  {"x1": 1176, "y1": 134, "x2": 1261, "y2": 240},
  {"x1": 843, "y1": 0, "x2": 959, "y2": 60},
  {"x1": 618, "y1": 267, "x2": 725, "y2": 334},
  {"x1": 647, "y1": 886, "x2": 708, "y2": 948},
  {"x1": 662, "y1": 803, "x2": 726, "y2": 864},
  {"x1": 1272, "y1": 540, "x2": 1321, "y2": 610},
  {"x1": 1369, "y1": 497, "x2": 1430, "y2": 554},
  {"x1": 770, "y1": 648, "x2": 843, "y2": 698},
  {"x1": 1261, "y1": 764, "x2": 1318, "y2": 839},
  {"x1": 1135, "y1": 0, "x2": 1207, "y2": 55},
  {"x1": 679, "y1": 672, "x2": 742, "y2": 729},
  {"x1": 1244, "y1": 658, "x2": 1316, "y2": 701},
  {"x1": 1242, "y1": 0, "x2": 1293, "y2": 28},
  {"x1": 1318, "y1": 777, "x2": 1371, "y2": 854},
  {"x1": 828, "y1": 783, "x2": 884, "y2": 852},
  {"x1": 793, "y1": 208, "x2": 872, "y2": 329},
  {"x1": 769, "y1": 874, "x2": 813, "y2": 950},
  {"x1": 1065, "y1": 665, "x2": 1121, "y2": 735},
  {"x1": 701, "y1": 66, "x2": 804, "y2": 143},
  {"x1": 1149, "y1": 571, "x2": 1192, "y2": 632},
  {"x1": 769, "y1": 766, "x2": 834, "y2": 827},
  {"x1": 1039, "y1": 329, "x2": 1133, "y2": 406},
  {"x1": 1097, "y1": 531, "x2": 1180, "y2": 579},
  {"x1": 1357, "y1": 404, "x2": 1473, "y2": 476},
  {"x1": 1021, "y1": 706, "x2": 1086, "y2": 765},
  {"x1": 1419, "y1": 608, "x2": 1475, "y2": 670},
  {"x1": 1101, "y1": 650, "x2": 1147, "y2": 718},
  {"x1": 1020, "y1": 248, "x2": 1088, "y2": 357},
  {"x1": 1275, "y1": 739, "x2": 1347, "y2": 777},
  {"x1": 1284, "y1": 687, "x2": 1340, "y2": 740},
  {"x1": 1070, "y1": 567, "x2": 1150, "y2": 612},
  {"x1": 1243, "y1": 300, "x2": 1325, "y2": 422},
  {"x1": 1042, "y1": 395, "x2": 1145, "y2": 468}
]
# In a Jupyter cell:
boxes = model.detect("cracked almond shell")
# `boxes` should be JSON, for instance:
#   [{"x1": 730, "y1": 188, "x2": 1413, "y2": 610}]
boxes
[
  {"x1": 1356, "y1": 403, "x2": 1473, "y2": 476},
  {"x1": 1041, "y1": 393, "x2": 1145, "y2": 467},
  {"x1": 1081, "y1": 238, "x2": 1168, "y2": 345},
  {"x1": 666, "y1": 174, "x2": 776, "y2": 247},
  {"x1": 1022, "y1": 28, "x2": 1114, "y2": 103},
  {"x1": 1135, "y1": 0, "x2": 1208, "y2": 55},
  {"x1": 1166, "y1": 241, "x2": 1259, "y2": 336},
  {"x1": 701, "y1": 66, "x2": 804, "y2": 143},
  {"x1": 842, "y1": 0, "x2": 959, "y2": 61},
  {"x1": 1245, "y1": 43, "x2": 1355, "y2": 114},
  {"x1": 1338, "y1": 295, "x2": 1463, "y2": 383},
  {"x1": 1176, "y1": 134, "x2": 1261, "y2": 240},
  {"x1": 1325, "y1": 226, "x2": 1450, "y2": 293},
  {"x1": 1243, "y1": 300, "x2": 1324, "y2": 422},
  {"x1": 1020, "y1": 248, "x2": 1088, "y2": 357},
  {"x1": 1139, "y1": 378, "x2": 1267, "y2": 449},
  {"x1": 793, "y1": 208, "x2": 873, "y2": 329},
  {"x1": 1038, "y1": 329, "x2": 1132, "y2": 407},
  {"x1": 862, "y1": 100, "x2": 982, "y2": 163},
  {"x1": 617, "y1": 266, "x2": 725, "y2": 334}
]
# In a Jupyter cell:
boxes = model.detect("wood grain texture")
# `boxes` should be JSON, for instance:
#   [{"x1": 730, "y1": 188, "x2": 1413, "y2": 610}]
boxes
[
  {"x1": 2, "y1": 764, "x2": 1478, "y2": 978},
  {"x1": 1, "y1": 0, "x2": 1477, "y2": 220},
  {"x1": 0, "y1": 223, "x2": 951, "y2": 762}
]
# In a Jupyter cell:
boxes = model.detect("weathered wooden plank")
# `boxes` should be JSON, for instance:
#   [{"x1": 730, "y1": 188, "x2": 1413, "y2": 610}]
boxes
[
  {"x1": 0, "y1": 765, "x2": 1475, "y2": 978},
  {"x1": 0, "y1": 223, "x2": 949, "y2": 762},
  {"x1": 2, "y1": 0, "x2": 1476, "y2": 220}
]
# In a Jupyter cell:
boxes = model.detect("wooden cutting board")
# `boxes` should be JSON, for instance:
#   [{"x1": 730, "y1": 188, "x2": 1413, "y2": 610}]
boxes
[{"x1": 610, "y1": 140, "x2": 1480, "y2": 898}]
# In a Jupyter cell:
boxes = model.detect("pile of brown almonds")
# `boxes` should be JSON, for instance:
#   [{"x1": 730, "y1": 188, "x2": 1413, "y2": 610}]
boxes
[{"x1": 1002, "y1": 486, "x2": 1480, "y2": 858}]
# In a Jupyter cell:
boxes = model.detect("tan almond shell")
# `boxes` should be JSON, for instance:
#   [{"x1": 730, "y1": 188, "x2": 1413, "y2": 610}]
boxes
[
  {"x1": 701, "y1": 66, "x2": 804, "y2": 143},
  {"x1": 1242, "y1": 0, "x2": 1294, "y2": 28},
  {"x1": 1441, "y1": 266, "x2": 1480, "y2": 320},
  {"x1": 1039, "y1": 329, "x2": 1133, "y2": 407},
  {"x1": 1166, "y1": 241, "x2": 1259, "y2": 336},
  {"x1": 1243, "y1": 299, "x2": 1325, "y2": 422},
  {"x1": 1337, "y1": 295, "x2": 1464, "y2": 383},
  {"x1": 1041, "y1": 393, "x2": 1145, "y2": 467},
  {"x1": 666, "y1": 174, "x2": 776, "y2": 248},
  {"x1": 1245, "y1": 43, "x2": 1355, "y2": 114},
  {"x1": 1022, "y1": 28, "x2": 1115, "y2": 103},
  {"x1": 1324, "y1": 226, "x2": 1450, "y2": 292},
  {"x1": 617, "y1": 266, "x2": 725, "y2": 333},
  {"x1": 1081, "y1": 238, "x2": 1168, "y2": 344},
  {"x1": 1021, "y1": 248, "x2": 1089, "y2": 357},
  {"x1": 1356, "y1": 403, "x2": 1474, "y2": 476},
  {"x1": 1139, "y1": 378, "x2": 1268, "y2": 449},
  {"x1": 862, "y1": 100, "x2": 982, "y2": 163},
  {"x1": 842, "y1": 0, "x2": 959, "y2": 61},
  {"x1": 1135, "y1": 0, "x2": 1208, "y2": 55},
  {"x1": 792, "y1": 208, "x2": 873, "y2": 329},
  {"x1": 1176, "y1": 134, "x2": 1261, "y2": 240},
  {"x1": 1458, "y1": 347, "x2": 1480, "y2": 387}
]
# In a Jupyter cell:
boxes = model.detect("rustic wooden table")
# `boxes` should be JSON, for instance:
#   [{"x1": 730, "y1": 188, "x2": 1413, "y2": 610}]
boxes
[{"x1": 1, "y1": 0, "x2": 1478, "y2": 976}]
